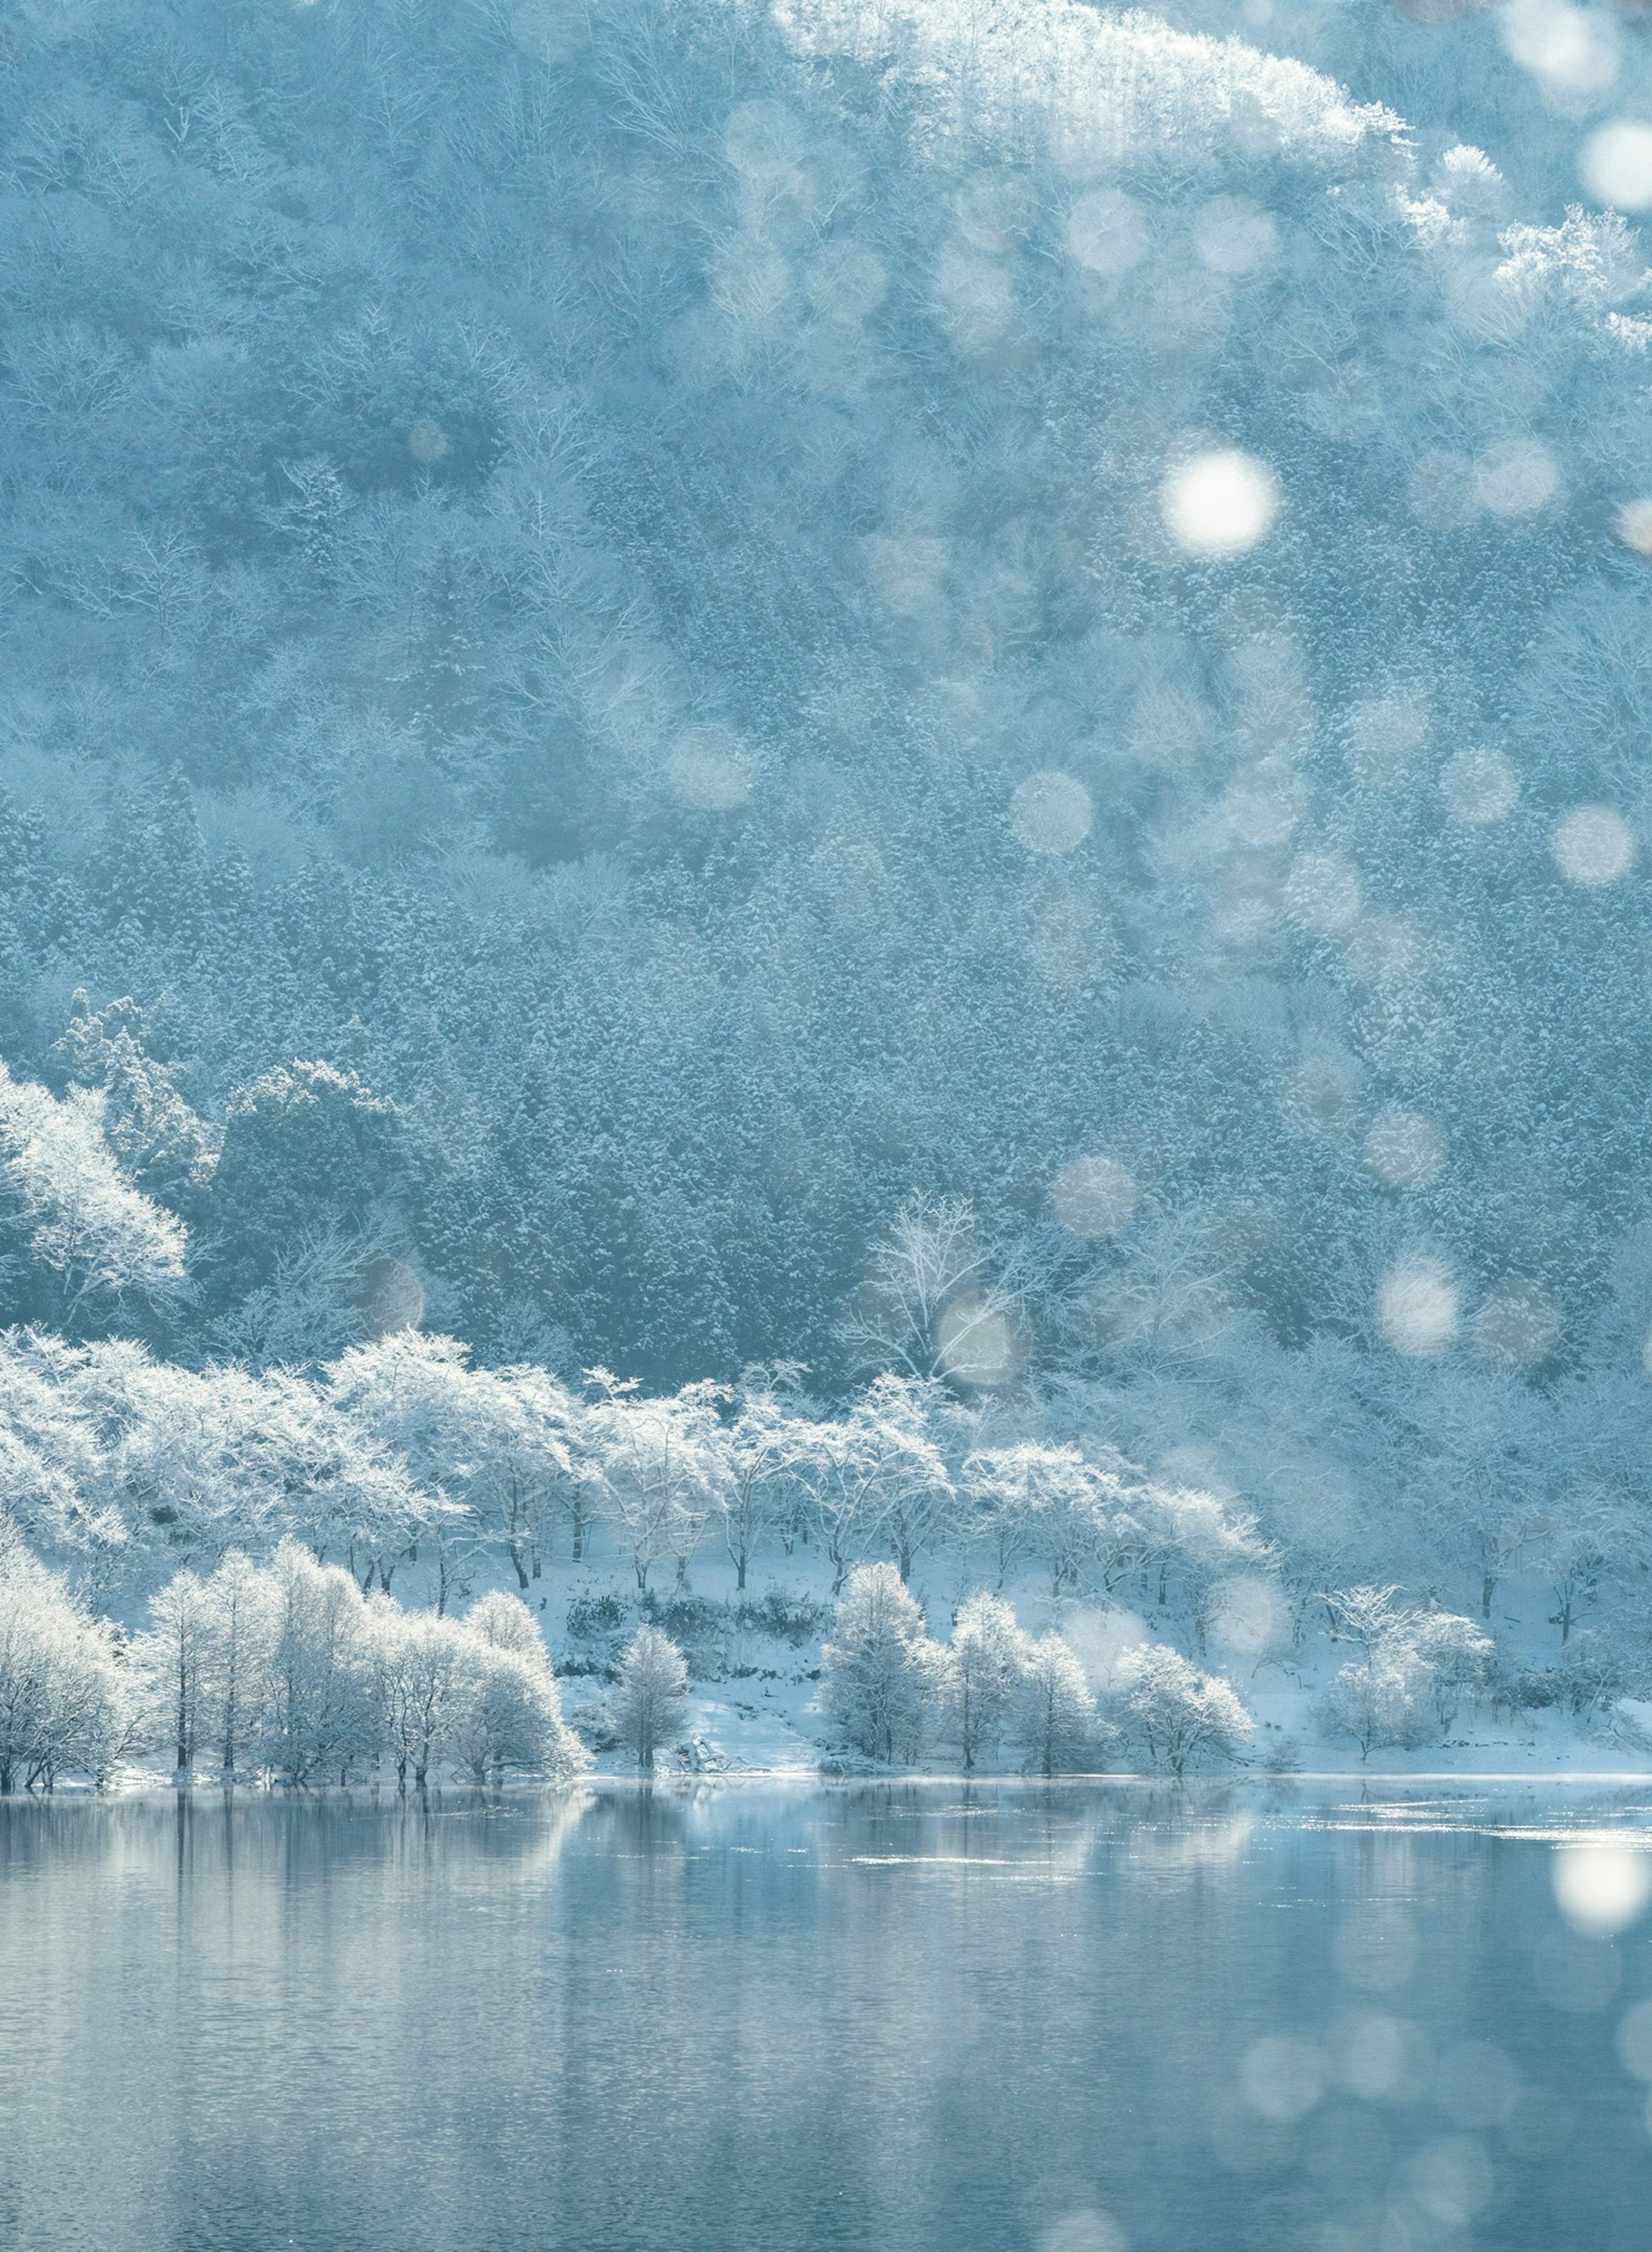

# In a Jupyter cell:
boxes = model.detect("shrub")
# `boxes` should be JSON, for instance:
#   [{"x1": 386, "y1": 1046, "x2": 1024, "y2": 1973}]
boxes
[{"x1": 736, "y1": 1585, "x2": 829, "y2": 1646}]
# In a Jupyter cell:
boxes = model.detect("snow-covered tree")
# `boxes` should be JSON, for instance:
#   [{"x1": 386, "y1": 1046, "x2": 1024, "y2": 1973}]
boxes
[
  {"x1": 368, "y1": 1602, "x2": 466, "y2": 1790},
  {"x1": 1012, "y1": 1634, "x2": 1105, "y2": 1778},
  {"x1": 0, "y1": 1064, "x2": 188, "y2": 1334},
  {"x1": 583, "y1": 1375, "x2": 731, "y2": 1593},
  {"x1": 1318, "y1": 1648, "x2": 1436, "y2": 1764},
  {"x1": 611, "y1": 1624, "x2": 689, "y2": 1774},
  {"x1": 943, "y1": 1592, "x2": 1029, "y2": 1771},
  {"x1": 0, "y1": 1537, "x2": 127, "y2": 1792},
  {"x1": 721, "y1": 1365, "x2": 810, "y2": 1592},
  {"x1": 195, "y1": 1550, "x2": 278, "y2": 1783},
  {"x1": 136, "y1": 1568, "x2": 210, "y2": 1780},
  {"x1": 1318, "y1": 1591, "x2": 1491, "y2": 1757},
  {"x1": 259, "y1": 1540, "x2": 374, "y2": 1786},
  {"x1": 838, "y1": 1195, "x2": 1024, "y2": 1388},
  {"x1": 450, "y1": 1589, "x2": 585, "y2": 1784},
  {"x1": 1113, "y1": 1646, "x2": 1251, "y2": 1777},
  {"x1": 820, "y1": 1563, "x2": 947, "y2": 1765}
]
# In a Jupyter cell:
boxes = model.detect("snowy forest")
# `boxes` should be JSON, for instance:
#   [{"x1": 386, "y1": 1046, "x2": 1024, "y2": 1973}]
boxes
[{"x1": 5, "y1": 0, "x2": 1652, "y2": 1779}]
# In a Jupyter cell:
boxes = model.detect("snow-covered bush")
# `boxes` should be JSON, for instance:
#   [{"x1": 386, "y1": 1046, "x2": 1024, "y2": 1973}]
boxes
[
  {"x1": 1112, "y1": 1646, "x2": 1252, "y2": 1776},
  {"x1": 820, "y1": 1564, "x2": 948, "y2": 1765},
  {"x1": 0, "y1": 1538, "x2": 127, "y2": 1791},
  {"x1": 611, "y1": 1625, "x2": 690, "y2": 1773}
]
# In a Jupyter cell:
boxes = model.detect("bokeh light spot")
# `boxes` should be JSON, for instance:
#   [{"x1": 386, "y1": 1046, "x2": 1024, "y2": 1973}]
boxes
[
  {"x1": 1553, "y1": 1843, "x2": 1652, "y2": 1935},
  {"x1": 1473, "y1": 1278, "x2": 1560, "y2": 1367},
  {"x1": 1039, "y1": 2213, "x2": 1127, "y2": 2252},
  {"x1": 1378, "y1": 1257, "x2": 1458, "y2": 1353},
  {"x1": 665, "y1": 724, "x2": 756, "y2": 812},
  {"x1": 1475, "y1": 438, "x2": 1560, "y2": 518},
  {"x1": 1501, "y1": 0, "x2": 1620, "y2": 98},
  {"x1": 1553, "y1": 805, "x2": 1634, "y2": 885},
  {"x1": 1618, "y1": 1998, "x2": 1652, "y2": 2080},
  {"x1": 1161, "y1": 449, "x2": 1279, "y2": 559},
  {"x1": 1010, "y1": 771, "x2": 1093, "y2": 854},
  {"x1": 1581, "y1": 119, "x2": 1652, "y2": 208},
  {"x1": 1067, "y1": 188, "x2": 1149, "y2": 274},
  {"x1": 1193, "y1": 195, "x2": 1278, "y2": 274},
  {"x1": 936, "y1": 1294, "x2": 1023, "y2": 1388},
  {"x1": 1206, "y1": 1575, "x2": 1285, "y2": 1655},
  {"x1": 1365, "y1": 1106, "x2": 1446, "y2": 1188},
  {"x1": 1239, "y1": 2035, "x2": 1325, "y2": 2123},
  {"x1": 1284, "y1": 851, "x2": 1362, "y2": 935},
  {"x1": 1053, "y1": 1155, "x2": 1139, "y2": 1237}
]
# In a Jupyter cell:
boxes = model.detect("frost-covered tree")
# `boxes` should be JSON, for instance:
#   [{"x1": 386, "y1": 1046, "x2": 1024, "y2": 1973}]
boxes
[
  {"x1": 1113, "y1": 1646, "x2": 1251, "y2": 1777},
  {"x1": 368, "y1": 1603, "x2": 466, "y2": 1790},
  {"x1": 721, "y1": 1365, "x2": 810, "y2": 1592},
  {"x1": 259, "y1": 1540, "x2": 374, "y2": 1786},
  {"x1": 1318, "y1": 1591, "x2": 1491, "y2": 1757},
  {"x1": 0, "y1": 1064, "x2": 187, "y2": 1335},
  {"x1": 1011, "y1": 1634, "x2": 1105, "y2": 1779},
  {"x1": 450, "y1": 1589, "x2": 585, "y2": 1783},
  {"x1": 584, "y1": 1376, "x2": 730, "y2": 1592},
  {"x1": 1318, "y1": 1649, "x2": 1436, "y2": 1764},
  {"x1": 839, "y1": 1196, "x2": 1024, "y2": 1389},
  {"x1": 807, "y1": 1378, "x2": 952, "y2": 1591},
  {"x1": 611, "y1": 1624, "x2": 689, "y2": 1774},
  {"x1": 196, "y1": 1551, "x2": 277, "y2": 1783},
  {"x1": 820, "y1": 1563, "x2": 947, "y2": 1765},
  {"x1": 943, "y1": 1592, "x2": 1029, "y2": 1771},
  {"x1": 136, "y1": 1568, "x2": 210, "y2": 1780},
  {"x1": 0, "y1": 1537, "x2": 127, "y2": 1792}
]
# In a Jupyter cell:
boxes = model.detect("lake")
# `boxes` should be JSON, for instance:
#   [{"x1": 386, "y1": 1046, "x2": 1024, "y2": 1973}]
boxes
[{"x1": 2, "y1": 1781, "x2": 1650, "y2": 2251}]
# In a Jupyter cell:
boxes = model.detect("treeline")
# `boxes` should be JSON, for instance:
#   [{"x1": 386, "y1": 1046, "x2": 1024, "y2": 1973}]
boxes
[
  {"x1": 0, "y1": 1530, "x2": 1500, "y2": 1788},
  {"x1": 6, "y1": 1313, "x2": 1648, "y2": 1678},
  {"x1": 0, "y1": 1532, "x2": 583, "y2": 1793},
  {"x1": 0, "y1": 1531, "x2": 1259, "y2": 1788},
  {"x1": 0, "y1": 1325, "x2": 1269, "y2": 1625}
]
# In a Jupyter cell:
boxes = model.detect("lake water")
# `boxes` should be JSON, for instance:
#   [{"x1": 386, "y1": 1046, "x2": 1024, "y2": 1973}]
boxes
[{"x1": 3, "y1": 1782, "x2": 1652, "y2": 2252}]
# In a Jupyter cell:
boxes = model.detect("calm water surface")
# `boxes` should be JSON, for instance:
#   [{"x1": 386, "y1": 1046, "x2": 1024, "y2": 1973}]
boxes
[{"x1": 3, "y1": 1781, "x2": 1651, "y2": 2251}]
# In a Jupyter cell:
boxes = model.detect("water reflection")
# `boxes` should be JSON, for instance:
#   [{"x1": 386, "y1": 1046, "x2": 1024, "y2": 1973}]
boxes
[{"x1": 1, "y1": 1781, "x2": 1650, "y2": 2250}]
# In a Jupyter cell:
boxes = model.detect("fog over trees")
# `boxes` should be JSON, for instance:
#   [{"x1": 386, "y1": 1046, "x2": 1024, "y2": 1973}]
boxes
[{"x1": 5, "y1": 0, "x2": 1652, "y2": 1775}]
